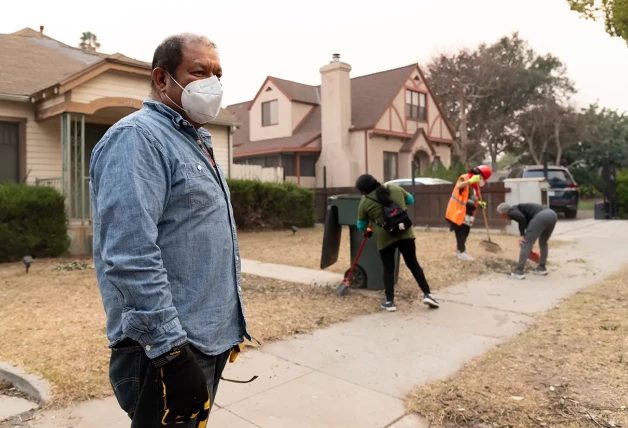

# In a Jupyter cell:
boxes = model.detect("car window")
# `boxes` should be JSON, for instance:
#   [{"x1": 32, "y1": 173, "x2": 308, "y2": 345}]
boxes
[{"x1": 522, "y1": 169, "x2": 573, "y2": 184}]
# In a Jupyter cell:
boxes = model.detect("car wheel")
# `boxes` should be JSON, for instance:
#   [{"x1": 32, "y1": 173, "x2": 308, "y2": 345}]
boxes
[{"x1": 565, "y1": 209, "x2": 577, "y2": 219}]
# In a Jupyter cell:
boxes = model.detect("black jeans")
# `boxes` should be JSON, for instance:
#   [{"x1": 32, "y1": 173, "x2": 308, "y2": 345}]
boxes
[
  {"x1": 109, "y1": 339, "x2": 230, "y2": 428},
  {"x1": 379, "y1": 238, "x2": 431, "y2": 302},
  {"x1": 454, "y1": 224, "x2": 471, "y2": 252}
]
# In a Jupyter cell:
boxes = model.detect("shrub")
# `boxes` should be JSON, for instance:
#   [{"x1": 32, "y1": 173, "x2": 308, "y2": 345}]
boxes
[
  {"x1": 226, "y1": 180, "x2": 315, "y2": 230},
  {"x1": 616, "y1": 169, "x2": 628, "y2": 218},
  {"x1": 0, "y1": 183, "x2": 70, "y2": 262}
]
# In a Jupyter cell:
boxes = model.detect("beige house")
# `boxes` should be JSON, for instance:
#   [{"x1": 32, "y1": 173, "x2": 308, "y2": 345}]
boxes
[
  {"x1": 227, "y1": 54, "x2": 455, "y2": 188},
  {"x1": 0, "y1": 27, "x2": 239, "y2": 254}
]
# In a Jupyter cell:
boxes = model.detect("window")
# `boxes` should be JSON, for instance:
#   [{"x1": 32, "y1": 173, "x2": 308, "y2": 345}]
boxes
[
  {"x1": 0, "y1": 122, "x2": 20, "y2": 182},
  {"x1": 299, "y1": 155, "x2": 317, "y2": 177},
  {"x1": 522, "y1": 168, "x2": 574, "y2": 185},
  {"x1": 383, "y1": 152, "x2": 398, "y2": 182},
  {"x1": 281, "y1": 154, "x2": 297, "y2": 176},
  {"x1": 262, "y1": 100, "x2": 278, "y2": 126},
  {"x1": 406, "y1": 90, "x2": 427, "y2": 121}
]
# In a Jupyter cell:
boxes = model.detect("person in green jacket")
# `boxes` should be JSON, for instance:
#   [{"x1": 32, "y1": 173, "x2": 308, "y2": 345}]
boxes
[{"x1": 356, "y1": 174, "x2": 439, "y2": 312}]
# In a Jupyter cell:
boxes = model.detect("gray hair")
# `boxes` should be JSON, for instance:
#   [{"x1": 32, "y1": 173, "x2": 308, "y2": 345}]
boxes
[
  {"x1": 496, "y1": 203, "x2": 511, "y2": 214},
  {"x1": 151, "y1": 33, "x2": 217, "y2": 89}
]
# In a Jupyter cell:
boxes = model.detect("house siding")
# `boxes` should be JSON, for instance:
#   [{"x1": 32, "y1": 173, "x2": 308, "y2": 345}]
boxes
[
  {"x1": 71, "y1": 71, "x2": 150, "y2": 103},
  {"x1": 204, "y1": 124, "x2": 229, "y2": 173},
  {"x1": 249, "y1": 80, "x2": 292, "y2": 142},
  {"x1": 0, "y1": 100, "x2": 60, "y2": 183},
  {"x1": 369, "y1": 134, "x2": 404, "y2": 181}
]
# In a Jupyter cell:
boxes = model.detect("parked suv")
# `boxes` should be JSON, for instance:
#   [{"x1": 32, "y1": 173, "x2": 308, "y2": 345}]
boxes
[{"x1": 507, "y1": 165, "x2": 579, "y2": 218}]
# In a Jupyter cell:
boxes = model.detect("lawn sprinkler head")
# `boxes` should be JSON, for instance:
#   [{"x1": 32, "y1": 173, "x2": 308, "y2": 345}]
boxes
[{"x1": 23, "y1": 255, "x2": 33, "y2": 273}]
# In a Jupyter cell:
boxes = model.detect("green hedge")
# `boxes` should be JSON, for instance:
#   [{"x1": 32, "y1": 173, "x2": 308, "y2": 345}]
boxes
[
  {"x1": 226, "y1": 180, "x2": 315, "y2": 230},
  {"x1": 616, "y1": 169, "x2": 628, "y2": 219},
  {"x1": 0, "y1": 183, "x2": 70, "y2": 263}
]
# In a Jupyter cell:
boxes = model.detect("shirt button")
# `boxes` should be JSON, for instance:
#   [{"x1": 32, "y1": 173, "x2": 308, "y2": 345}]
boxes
[
  {"x1": 182, "y1": 121, "x2": 189, "y2": 127},
  {"x1": 197, "y1": 164, "x2": 203, "y2": 171},
  {"x1": 145, "y1": 345, "x2": 151, "y2": 351}
]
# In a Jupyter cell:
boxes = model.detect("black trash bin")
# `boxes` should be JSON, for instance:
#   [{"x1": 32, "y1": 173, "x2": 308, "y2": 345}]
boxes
[
  {"x1": 320, "y1": 194, "x2": 399, "y2": 291},
  {"x1": 594, "y1": 201, "x2": 609, "y2": 220}
]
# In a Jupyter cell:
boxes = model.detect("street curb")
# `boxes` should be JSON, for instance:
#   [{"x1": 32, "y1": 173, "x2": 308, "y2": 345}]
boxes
[{"x1": 0, "y1": 362, "x2": 50, "y2": 404}]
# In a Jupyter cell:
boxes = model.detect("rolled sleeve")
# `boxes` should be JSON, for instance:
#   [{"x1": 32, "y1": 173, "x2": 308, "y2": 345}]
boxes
[{"x1": 91, "y1": 125, "x2": 187, "y2": 358}]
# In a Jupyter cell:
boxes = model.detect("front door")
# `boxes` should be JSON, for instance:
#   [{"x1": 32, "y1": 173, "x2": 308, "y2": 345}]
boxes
[{"x1": 0, "y1": 122, "x2": 19, "y2": 182}]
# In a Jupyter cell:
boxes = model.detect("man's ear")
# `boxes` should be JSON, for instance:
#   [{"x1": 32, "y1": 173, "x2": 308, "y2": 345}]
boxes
[{"x1": 152, "y1": 68, "x2": 168, "y2": 92}]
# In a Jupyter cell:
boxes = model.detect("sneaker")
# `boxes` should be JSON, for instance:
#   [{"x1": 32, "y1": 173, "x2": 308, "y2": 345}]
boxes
[
  {"x1": 380, "y1": 301, "x2": 397, "y2": 312},
  {"x1": 509, "y1": 271, "x2": 526, "y2": 280},
  {"x1": 456, "y1": 251, "x2": 474, "y2": 261},
  {"x1": 423, "y1": 294, "x2": 440, "y2": 309},
  {"x1": 533, "y1": 266, "x2": 548, "y2": 276}
]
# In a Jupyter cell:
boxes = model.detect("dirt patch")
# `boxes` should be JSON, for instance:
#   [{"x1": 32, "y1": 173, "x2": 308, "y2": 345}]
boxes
[
  {"x1": 406, "y1": 268, "x2": 628, "y2": 428},
  {"x1": 0, "y1": 259, "x2": 380, "y2": 406},
  {"x1": 239, "y1": 228, "x2": 553, "y2": 297}
]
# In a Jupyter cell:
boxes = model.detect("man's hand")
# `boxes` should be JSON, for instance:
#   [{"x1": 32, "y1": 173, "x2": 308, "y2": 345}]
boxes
[
  {"x1": 477, "y1": 201, "x2": 487, "y2": 209},
  {"x1": 154, "y1": 344, "x2": 210, "y2": 427},
  {"x1": 519, "y1": 238, "x2": 525, "y2": 247},
  {"x1": 363, "y1": 227, "x2": 373, "y2": 238},
  {"x1": 469, "y1": 175, "x2": 481, "y2": 184}
]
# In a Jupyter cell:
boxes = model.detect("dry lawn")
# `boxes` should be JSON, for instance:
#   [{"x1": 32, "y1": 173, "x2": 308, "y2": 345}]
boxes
[
  {"x1": 239, "y1": 227, "x2": 539, "y2": 297},
  {"x1": 0, "y1": 228, "x2": 555, "y2": 407},
  {"x1": 0, "y1": 259, "x2": 379, "y2": 406},
  {"x1": 407, "y1": 268, "x2": 628, "y2": 428}
]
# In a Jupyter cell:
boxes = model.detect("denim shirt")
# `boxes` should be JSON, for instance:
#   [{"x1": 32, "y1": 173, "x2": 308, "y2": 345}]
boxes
[{"x1": 90, "y1": 100, "x2": 249, "y2": 359}]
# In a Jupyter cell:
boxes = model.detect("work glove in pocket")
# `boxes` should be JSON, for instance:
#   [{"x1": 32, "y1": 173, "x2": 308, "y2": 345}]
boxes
[{"x1": 155, "y1": 344, "x2": 210, "y2": 427}]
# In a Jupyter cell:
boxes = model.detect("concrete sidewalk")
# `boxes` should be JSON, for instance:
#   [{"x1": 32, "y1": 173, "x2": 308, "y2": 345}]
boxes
[{"x1": 15, "y1": 219, "x2": 628, "y2": 428}]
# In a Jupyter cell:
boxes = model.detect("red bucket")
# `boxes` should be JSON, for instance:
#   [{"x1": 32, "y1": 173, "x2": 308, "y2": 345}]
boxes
[{"x1": 528, "y1": 250, "x2": 540, "y2": 264}]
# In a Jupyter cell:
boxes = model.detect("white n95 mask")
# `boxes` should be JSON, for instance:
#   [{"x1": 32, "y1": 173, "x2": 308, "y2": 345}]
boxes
[{"x1": 166, "y1": 74, "x2": 223, "y2": 124}]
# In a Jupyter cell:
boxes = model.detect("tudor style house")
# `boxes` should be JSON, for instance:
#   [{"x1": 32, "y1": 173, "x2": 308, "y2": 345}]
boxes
[{"x1": 227, "y1": 54, "x2": 455, "y2": 188}]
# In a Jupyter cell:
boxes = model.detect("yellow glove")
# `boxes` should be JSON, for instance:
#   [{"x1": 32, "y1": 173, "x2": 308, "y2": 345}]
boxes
[
  {"x1": 229, "y1": 343, "x2": 244, "y2": 363},
  {"x1": 469, "y1": 175, "x2": 481, "y2": 184},
  {"x1": 477, "y1": 201, "x2": 487, "y2": 209}
]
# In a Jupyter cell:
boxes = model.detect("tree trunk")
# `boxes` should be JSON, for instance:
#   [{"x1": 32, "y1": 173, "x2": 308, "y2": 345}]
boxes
[
  {"x1": 554, "y1": 120, "x2": 563, "y2": 165},
  {"x1": 458, "y1": 90, "x2": 469, "y2": 167},
  {"x1": 525, "y1": 124, "x2": 540, "y2": 164}
]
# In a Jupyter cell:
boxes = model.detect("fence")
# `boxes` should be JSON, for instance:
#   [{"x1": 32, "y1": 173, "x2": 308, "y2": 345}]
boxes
[
  {"x1": 34, "y1": 177, "x2": 63, "y2": 194},
  {"x1": 313, "y1": 182, "x2": 511, "y2": 229},
  {"x1": 230, "y1": 164, "x2": 284, "y2": 183}
]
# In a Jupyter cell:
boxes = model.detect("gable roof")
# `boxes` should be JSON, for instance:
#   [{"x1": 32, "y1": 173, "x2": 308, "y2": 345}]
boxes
[
  {"x1": 228, "y1": 64, "x2": 420, "y2": 157},
  {"x1": 0, "y1": 27, "x2": 150, "y2": 97},
  {"x1": 350, "y1": 64, "x2": 417, "y2": 130}
]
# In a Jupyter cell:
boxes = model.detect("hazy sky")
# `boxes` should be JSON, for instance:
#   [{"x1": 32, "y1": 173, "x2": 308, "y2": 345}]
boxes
[{"x1": 2, "y1": 0, "x2": 627, "y2": 112}]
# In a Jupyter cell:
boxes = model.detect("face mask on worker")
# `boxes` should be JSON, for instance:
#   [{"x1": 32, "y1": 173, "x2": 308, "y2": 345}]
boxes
[
  {"x1": 164, "y1": 73, "x2": 223, "y2": 124},
  {"x1": 479, "y1": 177, "x2": 486, "y2": 187}
]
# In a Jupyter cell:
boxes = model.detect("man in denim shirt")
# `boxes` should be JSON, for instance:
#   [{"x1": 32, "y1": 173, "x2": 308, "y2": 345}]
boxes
[{"x1": 90, "y1": 33, "x2": 248, "y2": 427}]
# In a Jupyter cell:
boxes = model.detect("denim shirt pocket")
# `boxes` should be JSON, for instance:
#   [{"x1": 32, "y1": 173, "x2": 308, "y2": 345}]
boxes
[{"x1": 184, "y1": 163, "x2": 221, "y2": 208}]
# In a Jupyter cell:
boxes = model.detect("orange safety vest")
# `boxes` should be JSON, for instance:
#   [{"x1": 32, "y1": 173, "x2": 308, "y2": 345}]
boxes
[{"x1": 445, "y1": 174, "x2": 471, "y2": 226}]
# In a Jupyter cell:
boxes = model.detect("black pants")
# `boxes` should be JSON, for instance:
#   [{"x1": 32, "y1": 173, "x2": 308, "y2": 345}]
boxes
[
  {"x1": 379, "y1": 238, "x2": 431, "y2": 302},
  {"x1": 454, "y1": 224, "x2": 471, "y2": 252},
  {"x1": 109, "y1": 339, "x2": 230, "y2": 428}
]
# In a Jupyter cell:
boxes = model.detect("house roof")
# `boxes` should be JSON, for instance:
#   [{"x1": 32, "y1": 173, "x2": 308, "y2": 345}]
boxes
[
  {"x1": 1, "y1": 28, "x2": 238, "y2": 126},
  {"x1": 227, "y1": 64, "x2": 452, "y2": 158},
  {"x1": 400, "y1": 128, "x2": 436, "y2": 155},
  {"x1": 0, "y1": 27, "x2": 150, "y2": 97},
  {"x1": 233, "y1": 131, "x2": 321, "y2": 157}
]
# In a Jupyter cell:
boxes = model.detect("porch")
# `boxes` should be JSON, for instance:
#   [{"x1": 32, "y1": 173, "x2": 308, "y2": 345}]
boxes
[{"x1": 36, "y1": 105, "x2": 139, "y2": 255}]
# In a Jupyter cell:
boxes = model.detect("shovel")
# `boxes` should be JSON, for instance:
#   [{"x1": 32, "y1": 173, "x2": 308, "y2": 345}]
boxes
[{"x1": 476, "y1": 187, "x2": 501, "y2": 253}]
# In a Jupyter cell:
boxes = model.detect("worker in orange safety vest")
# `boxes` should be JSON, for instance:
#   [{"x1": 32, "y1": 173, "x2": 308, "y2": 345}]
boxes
[{"x1": 445, "y1": 165, "x2": 493, "y2": 261}]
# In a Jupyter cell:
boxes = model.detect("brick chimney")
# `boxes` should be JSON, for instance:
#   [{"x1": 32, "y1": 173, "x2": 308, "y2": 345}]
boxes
[
  {"x1": 317, "y1": 54, "x2": 356, "y2": 187},
  {"x1": 39, "y1": 26, "x2": 44, "y2": 35}
]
